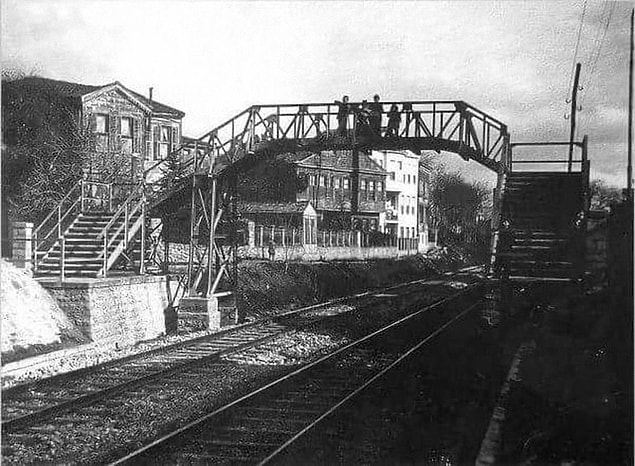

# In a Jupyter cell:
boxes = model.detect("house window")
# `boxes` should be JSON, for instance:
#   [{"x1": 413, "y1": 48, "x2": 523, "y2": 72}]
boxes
[
  {"x1": 361, "y1": 179, "x2": 367, "y2": 190},
  {"x1": 95, "y1": 114, "x2": 108, "y2": 152},
  {"x1": 319, "y1": 175, "x2": 325, "y2": 187},
  {"x1": 369, "y1": 180, "x2": 375, "y2": 191},
  {"x1": 389, "y1": 172, "x2": 395, "y2": 180},
  {"x1": 334, "y1": 177, "x2": 341, "y2": 189},
  {"x1": 377, "y1": 181, "x2": 383, "y2": 192},
  {"x1": 95, "y1": 114, "x2": 108, "y2": 133},
  {"x1": 398, "y1": 161, "x2": 403, "y2": 170},
  {"x1": 401, "y1": 205, "x2": 404, "y2": 215},
  {"x1": 343, "y1": 177, "x2": 350, "y2": 189},
  {"x1": 159, "y1": 126, "x2": 171, "y2": 158},
  {"x1": 309, "y1": 174, "x2": 316, "y2": 185},
  {"x1": 121, "y1": 117, "x2": 133, "y2": 155}
]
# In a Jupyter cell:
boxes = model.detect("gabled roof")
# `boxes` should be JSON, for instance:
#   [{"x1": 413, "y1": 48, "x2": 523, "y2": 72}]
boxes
[
  {"x1": 126, "y1": 86, "x2": 185, "y2": 118},
  {"x1": 3, "y1": 76, "x2": 102, "y2": 99},
  {"x1": 2, "y1": 76, "x2": 185, "y2": 118}
]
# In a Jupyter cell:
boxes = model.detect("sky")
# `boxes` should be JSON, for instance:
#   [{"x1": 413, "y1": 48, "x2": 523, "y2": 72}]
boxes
[{"x1": 2, "y1": 0, "x2": 632, "y2": 188}]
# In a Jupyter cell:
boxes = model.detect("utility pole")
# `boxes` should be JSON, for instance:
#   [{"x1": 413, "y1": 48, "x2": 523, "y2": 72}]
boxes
[
  {"x1": 628, "y1": 8, "x2": 633, "y2": 200},
  {"x1": 569, "y1": 63, "x2": 582, "y2": 172}
]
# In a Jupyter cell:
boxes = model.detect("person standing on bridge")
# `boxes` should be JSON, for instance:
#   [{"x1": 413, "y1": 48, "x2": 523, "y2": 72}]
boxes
[
  {"x1": 356, "y1": 100, "x2": 373, "y2": 138},
  {"x1": 335, "y1": 95, "x2": 350, "y2": 136},
  {"x1": 386, "y1": 103, "x2": 401, "y2": 137},
  {"x1": 369, "y1": 94, "x2": 383, "y2": 137}
]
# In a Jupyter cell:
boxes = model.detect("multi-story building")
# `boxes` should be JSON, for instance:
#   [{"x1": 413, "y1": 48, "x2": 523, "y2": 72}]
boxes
[
  {"x1": 237, "y1": 149, "x2": 387, "y2": 231},
  {"x1": 369, "y1": 150, "x2": 421, "y2": 239},
  {"x1": 2, "y1": 76, "x2": 185, "y2": 184},
  {"x1": 418, "y1": 159, "x2": 434, "y2": 250}
]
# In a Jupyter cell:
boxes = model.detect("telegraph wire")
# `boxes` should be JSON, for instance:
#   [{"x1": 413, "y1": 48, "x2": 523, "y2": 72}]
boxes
[
  {"x1": 572, "y1": 1, "x2": 618, "y2": 138},
  {"x1": 588, "y1": 1, "x2": 617, "y2": 80},
  {"x1": 569, "y1": 0, "x2": 588, "y2": 88}
]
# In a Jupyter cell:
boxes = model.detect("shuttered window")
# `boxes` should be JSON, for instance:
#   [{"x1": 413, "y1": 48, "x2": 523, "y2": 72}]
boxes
[
  {"x1": 171, "y1": 127, "x2": 178, "y2": 151},
  {"x1": 153, "y1": 125, "x2": 161, "y2": 160},
  {"x1": 121, "y1": 117, "x2": 133, "y2": 155},
  {"x1": 159, "y1": 126, "x2": 170, "y2": 158},
  {"x1": 94, "y1": 114, "x2": 109, "y2": 153}
]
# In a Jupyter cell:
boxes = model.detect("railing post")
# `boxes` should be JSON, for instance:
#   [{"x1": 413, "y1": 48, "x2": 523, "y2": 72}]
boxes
[
  {"x1": 32, "y1": 230, "x2": 38, "y2": 274},
  {"x1": 59, "y1": 237, "x2": 66, "y2": 282},
  {"x1": 57, "y1": 205, "x2": 62, "y2": 238},
  {"x1": 140, "y1": 192, "x2": 146, "y2": 275},
  {"x1": 109, "y1": 183, "x2": 113, "y2": 213},
  {"x1": 103, "y1": 228, "x2": 108, "y2": 278},
  {"x1": 81, "y1": 180, "x2": 85, "y2": 212},
  {"x1": 58, "y1": 236, "x2": 66, "y2": 281},
  {"x1": 124, "y1": 203, "x2": 129, "y2": 249},
  {"x1": 582, "y1": 135, "x2": 590, "y2": 210}
]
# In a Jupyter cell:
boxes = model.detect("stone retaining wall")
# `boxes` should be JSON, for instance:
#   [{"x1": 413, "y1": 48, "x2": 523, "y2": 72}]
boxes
[{"x1": 41, "y1": 275, "x2": 177, "y2": 346}]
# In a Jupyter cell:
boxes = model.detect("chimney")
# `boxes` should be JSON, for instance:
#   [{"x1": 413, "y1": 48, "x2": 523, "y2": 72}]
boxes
[{"x1": 148, "y1": 87, "x2": 153, "y2": 101}]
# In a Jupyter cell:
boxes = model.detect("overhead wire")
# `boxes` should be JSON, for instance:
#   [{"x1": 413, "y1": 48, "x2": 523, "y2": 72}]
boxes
[
  {"x1": 569, "y1": 0, "x2": 588, "y2": 88},
  {"x1": 587, "y1": 1, "x2": 617, "y2": 86},
  {"x1": 575, "y1": 1, "x2": 619, "y2": 139}
]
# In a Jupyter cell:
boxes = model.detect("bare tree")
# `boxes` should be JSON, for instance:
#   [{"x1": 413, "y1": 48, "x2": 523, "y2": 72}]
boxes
[
  {"x1": 427, "y1": 169, "x2": 490, "y2": 256},
  {"x1": 589, "y1": 179, "x2": 623, "y2": 211},
  {"x1": 2, "y1": 76, "x2": 92, "y2": 222}
]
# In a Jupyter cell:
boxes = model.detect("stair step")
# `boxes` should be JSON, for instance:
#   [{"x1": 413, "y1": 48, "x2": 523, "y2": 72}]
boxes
[
  {"x1": 507, "y1": 275, "x2": 578, "y2": 283},
  {"x1": 512, "y1": 238, "x2": 569, "y2": 245}
]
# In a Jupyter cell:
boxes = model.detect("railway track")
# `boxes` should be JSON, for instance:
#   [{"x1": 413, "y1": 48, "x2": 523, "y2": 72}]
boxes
[
  {"x1": 1, "y1": 267, "x2": 487, "y2": 464},
  {"x1": 111, "y1": 283, "x2": 486, "y2": 465},
  {"x1": 2, "y1": 266, "x2": 484, "y2": 434}
]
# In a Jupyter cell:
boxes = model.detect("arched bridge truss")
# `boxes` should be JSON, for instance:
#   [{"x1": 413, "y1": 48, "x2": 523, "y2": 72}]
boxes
[
  {"x1": 153, "y1": 100, "x2": 510, "y2": 179},
  {"x1": 147, "y1": 101, "x2": 510, "y2": 302}
]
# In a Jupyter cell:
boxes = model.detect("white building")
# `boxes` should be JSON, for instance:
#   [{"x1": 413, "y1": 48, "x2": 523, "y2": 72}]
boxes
[{"x1": 369, "y1": 150, "x2": 420, "y2": 240}]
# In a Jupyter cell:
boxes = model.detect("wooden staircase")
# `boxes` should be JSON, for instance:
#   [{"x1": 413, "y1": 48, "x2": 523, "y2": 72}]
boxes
[
  {"x1": 33, "y1": 181, "x2": 146, "y2": 279},
  {"x1": 494, "y1": 172, "x2": 585, "y2": 282},
  {"x1": 36, "y1": 213, "x2": 141, "y2": 278}
]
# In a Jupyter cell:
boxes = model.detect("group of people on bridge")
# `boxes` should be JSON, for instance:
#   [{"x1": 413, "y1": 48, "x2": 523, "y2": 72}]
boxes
[{"x1": 335, "y1": 94, "x2": 401, "y2": 139}]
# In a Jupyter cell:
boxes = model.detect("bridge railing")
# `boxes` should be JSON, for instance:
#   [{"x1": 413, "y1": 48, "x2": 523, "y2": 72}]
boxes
[
  {"x1": 509, "y1": 140, "x2": 587, "y2": 173},
  {"x1": 144, "y1": 101, "x2": 510, "y2": 186}
]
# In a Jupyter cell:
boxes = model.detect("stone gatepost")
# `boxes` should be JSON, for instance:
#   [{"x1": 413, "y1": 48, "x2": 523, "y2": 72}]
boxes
[{"x1": 12, "y1": 222, "x2": 33, "y2": 274}]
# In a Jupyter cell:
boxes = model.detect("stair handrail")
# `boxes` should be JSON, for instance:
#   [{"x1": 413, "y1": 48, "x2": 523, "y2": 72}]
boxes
[
  {"x1": 102, "y1": 197, "x2": 145, "y2": 251},
  {"x1": 33, "y1": 180, "x2": 82, "y2": 240},
  {"x1": 97, "y1": 182, "x2": 146, "y2": 277},
  {"x1": 32, "y1": 180, "x2": 83, "y2": 273},
  {"x1": 96, "y1": 183, "x2": 144, "y2": 241}
]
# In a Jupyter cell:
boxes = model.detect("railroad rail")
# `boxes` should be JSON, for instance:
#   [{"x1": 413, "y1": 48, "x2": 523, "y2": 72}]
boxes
[
  {"x1": 2, "y1": 266, "x2": 484, "y2": 436},
  {"x1": 111, "y1": 283, "x2": 485, "y2": 465}
]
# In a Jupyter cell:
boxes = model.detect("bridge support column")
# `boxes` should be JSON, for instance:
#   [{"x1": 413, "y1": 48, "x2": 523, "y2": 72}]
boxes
[{"x1": 178, "y1": 296, "x2": 221, "y2": 332}]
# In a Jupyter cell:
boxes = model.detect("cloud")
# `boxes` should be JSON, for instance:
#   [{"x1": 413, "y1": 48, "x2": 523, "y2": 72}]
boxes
[{"x1": 1, "y1": 0, "x2": 630, "y2": 187}]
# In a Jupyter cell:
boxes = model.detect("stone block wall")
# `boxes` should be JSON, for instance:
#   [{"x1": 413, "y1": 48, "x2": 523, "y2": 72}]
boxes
[
  {"x1": 43, "y1": 275, "x2": 177, "y2": 346},
  {"x1": 238, "y1": 244, "x2": 419, "y2": 262}
]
